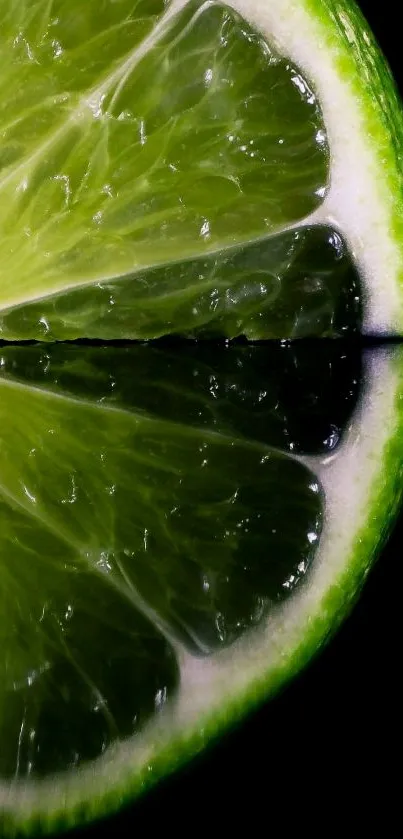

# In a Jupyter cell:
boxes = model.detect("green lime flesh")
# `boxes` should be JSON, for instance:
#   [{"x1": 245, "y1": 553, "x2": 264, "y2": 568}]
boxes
[
  {"x1": 0, "y1": 0, "x2": 359, "y2": 340},
  {"x1": 0, "y1": 341, "x2": 365, "y2": 826},
  {"x1": 0, "y1": 343, "x2": 330, "y2": 780}
]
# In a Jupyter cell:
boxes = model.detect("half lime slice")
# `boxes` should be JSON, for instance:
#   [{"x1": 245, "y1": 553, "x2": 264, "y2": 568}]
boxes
[
  {"x1": 0, "y1": 343, "x2": 402, "y2": 835},
  {"x1": 0, "y1": 0, "x2": 401, "y2": 339}
]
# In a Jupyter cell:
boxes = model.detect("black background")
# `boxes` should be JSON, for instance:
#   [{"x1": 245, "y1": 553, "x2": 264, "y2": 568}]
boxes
[{"x1": 59, "y1": 4, "x2": 401, "y2": 835}]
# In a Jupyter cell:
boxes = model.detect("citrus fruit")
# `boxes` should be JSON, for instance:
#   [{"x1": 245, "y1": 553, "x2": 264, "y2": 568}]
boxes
[
  {"x1": 0, "y1": 341, "x2": 402, "y2": 835},
  {"x1": 0, "y1": 0, "x2": 401, "y2": 340},
  {"x1": 1, "y1": 0, "x2": 403, "y2": 837}
]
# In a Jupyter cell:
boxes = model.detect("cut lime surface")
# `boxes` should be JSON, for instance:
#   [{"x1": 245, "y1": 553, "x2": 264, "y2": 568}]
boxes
[
  {"x1": 0, "y1": 342, "x2": 403, "y2": 836},
  {"x1": 1, "y1": 0, "x2": 403, "y2": 835},
  {"x1": 0, "y1": 0, "x2": 402, "y2": 338}
]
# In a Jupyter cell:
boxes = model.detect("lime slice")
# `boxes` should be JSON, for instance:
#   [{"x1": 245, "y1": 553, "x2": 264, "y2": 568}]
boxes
[
  {"x1": 1, "y1": 0, "x2": 403, "y2": 834},
  {"x1": 0, "y1": 343, "x2": 402, "y2": 835},
  {"x1": 0, "y1": 0, "x2": 401, "y2": 339}
]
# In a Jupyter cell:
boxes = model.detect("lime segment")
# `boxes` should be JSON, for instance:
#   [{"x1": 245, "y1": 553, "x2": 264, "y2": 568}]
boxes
[
  {"x1": 0, "y1": 342, "x2": 362, "y2": 454},
  {"x1": 0, "y1": 358, "x2": 323, "y2": 659},
  {"x1": 0, "y1": 544, "x2": 178, "y2": 780},
  {"x1": 0, "y1": 224, "x2": 360, "y2": 340}
]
